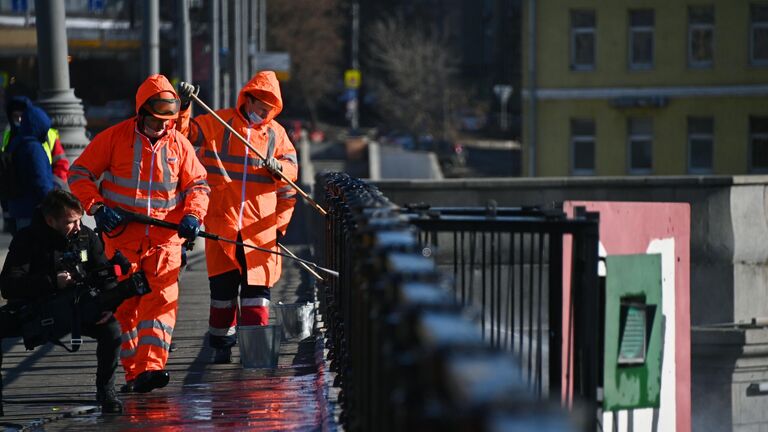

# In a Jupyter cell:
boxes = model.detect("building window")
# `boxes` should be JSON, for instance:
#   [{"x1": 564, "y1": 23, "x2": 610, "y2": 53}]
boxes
[
  {"x1": 571, "y1": 119, "x2": 596, "y2": 175},
  {"x1": 628, "y1": 118, "x2": 653, "y2": 173},
  {"x1": 750, "y1": 117, "x2": 768, "y2": 172},
  {"x1": 570, "y1": 10, "x2": 596, "y2": 71},
  {"x1": 688, "y1": 6, "x2": 714, "y2": 68},
  {"x1": 629, "y1": 10, "x2": 655, "y2": 70},
  {"x1": 751, "y1": 4, "x2": 768, "y2": 65},
  {"x1": 688, "y1": 117, "x2": 714, "y2": 174}
]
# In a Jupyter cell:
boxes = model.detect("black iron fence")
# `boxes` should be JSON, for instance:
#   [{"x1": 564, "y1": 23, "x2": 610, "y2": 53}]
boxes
[{"x1": 314, "y1": 173, "x2": 599, "y2": 431}]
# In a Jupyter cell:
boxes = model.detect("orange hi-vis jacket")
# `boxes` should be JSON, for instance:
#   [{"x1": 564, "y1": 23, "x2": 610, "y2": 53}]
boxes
[
  {"x1": 179, "y1": 71, "x2": 298, "y2": 286},
  {"x1": 69, "y1": 76, "x2": 209, "y2": 252}
]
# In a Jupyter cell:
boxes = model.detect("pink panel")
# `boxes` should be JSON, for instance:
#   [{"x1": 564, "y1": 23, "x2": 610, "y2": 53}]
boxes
[{"x1": 563, "y1": 201, "x2": 691, "y2": 432}]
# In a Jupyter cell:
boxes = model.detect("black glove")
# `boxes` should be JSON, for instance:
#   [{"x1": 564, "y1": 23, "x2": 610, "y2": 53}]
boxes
[
  {"x1": 177, "y1": 81, "x2": 199, "y2": 109},
  {"x1": 177, "y1": 214, "x2": 201, "y2": 241},
  {"x1": 93, "y1": 204, "x2": 124, "y2": 233},
  {"x1": 264, "y1": 157, "x2": 283, "y2": 177}
]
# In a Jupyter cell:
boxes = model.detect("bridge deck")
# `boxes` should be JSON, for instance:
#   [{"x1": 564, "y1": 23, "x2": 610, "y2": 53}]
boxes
[{"x1": 0, "y1": 234, "x2": 332, "y2": 431}]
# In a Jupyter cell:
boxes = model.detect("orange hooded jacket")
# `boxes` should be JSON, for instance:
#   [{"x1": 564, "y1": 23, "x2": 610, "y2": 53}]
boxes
[
  {"x1": 69, "y1": 74, "x2": 210, "y2": 254},
  {"x1": 178, "y1": 71, "x2": 298, "y2": 286}
]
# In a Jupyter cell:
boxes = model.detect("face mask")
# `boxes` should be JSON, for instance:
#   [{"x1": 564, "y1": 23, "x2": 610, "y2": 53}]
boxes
[
  {"x1": 142, "y1": 121, "x2": 166, "y2": 138},
  {"x1": 141, "y1": 114, "x2": 169, "y2": 138},
  {"x1": 247, "y1": 111, "x2": 264, "y2": 126}
]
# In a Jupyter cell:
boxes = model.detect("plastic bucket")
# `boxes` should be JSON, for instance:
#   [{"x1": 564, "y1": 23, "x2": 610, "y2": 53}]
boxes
[
  {"x1": 237, "y1": 324, "x2": 281, "y2": 369},
  {"x1": 273, "y1": 302, "x2": 315, "y2": 340}
]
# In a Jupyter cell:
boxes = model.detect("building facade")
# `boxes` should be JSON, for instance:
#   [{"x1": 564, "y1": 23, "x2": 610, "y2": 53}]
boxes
[{"x1": 523, "y1": 0, "x2": 768, "y2": 176}]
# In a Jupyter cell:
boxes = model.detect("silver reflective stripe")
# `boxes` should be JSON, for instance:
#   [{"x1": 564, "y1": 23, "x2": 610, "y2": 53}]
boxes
[
  {"x1": 266, "y1": 128, "x2": 276, "y2": 158},
  {"x1": 183, "y1": 179, "x2": 210, "y2": 196},
  {"x1": 241, "y1": 297, "x2": 270, "y2": 307},
  {"x1": 137, "y1": 335, "x2": 171, "y2": 351},
  {"x1": 147, "y1": 142, "x2": 157, "y2": 214},
  {"x1": 102, "y1": 172, "x2": 178, "y2": 192},
  {"x1": 68, "y1": 165, "x2": 96, "y2": 182},
  {"x1": 231, "y1": 171, "x2": 273, "y2": 183},
  {"x1": 209, "y1": 326, "x2": 237, "y2": 337},
  {"x1": 120, "y1": 347, "x2": 137, "y2": 359},
  {"x1": 102, "y1": 189, "x2": 179, "y2": 209},
  {"x1": 238, "y1": 129, "x2": 251, "y2": 230},
  {"x1": 121, "y1": 329, "x2": 139, "y2": 343},
  {"x1": 211, "y1": 299, "x2": 236, "y2": 309},
  {"x1": 191, "y1": 120, "x2": 205, "y2": 150},
  {"x1": 67, "y1": 172, "x2": 91, "y2": 184},
  {"x1": 204, "y1": 164, "x2": 230, "y2": 179},
  {"x1": 132, "y1": 134, "x2": 143, "y2": 180},
  {"x1": 137, "y1": 319, "x2": 175, "y2": 336},
  {"x1": 279, "y1": 153, "x2": 298, "y2": 164},
  {"x1": 52, "y1": 153, "x2": 65, "y2": 163},
  {"x1": 221, "y1": 118, "x2": 233, "y2": 155},
  {"x1": 161, "y1": 145, "x2": 171, "y2": 185},
  {"x1": 277, "y1": 185, "x2": 297, "y2": 199}
]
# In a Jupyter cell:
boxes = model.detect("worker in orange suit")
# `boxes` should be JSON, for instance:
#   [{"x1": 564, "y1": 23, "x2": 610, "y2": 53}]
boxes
[
  {"x1": 177, "y1": 71, "x2": 298, "y2": 364},
  {"x1": 68, "y1": 74, "x2": 210, "y2": 393}
]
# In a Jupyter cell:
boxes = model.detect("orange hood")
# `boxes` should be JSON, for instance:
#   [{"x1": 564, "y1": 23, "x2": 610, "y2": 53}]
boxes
[
  {"x1": 135, "y1": 74, "x2": 179, "y2": 115},
  {"x1": 236, "y1": 71, "x2": 283, "y2": 123}
]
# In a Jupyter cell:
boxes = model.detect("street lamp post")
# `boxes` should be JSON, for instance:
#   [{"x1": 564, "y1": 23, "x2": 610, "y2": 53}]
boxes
[
  {"x1": 34, "y1": 0, "x2": 89, "y2": 159},
  {"x1": 143, "y1": 0, "x2": 160, "y2": 76}
]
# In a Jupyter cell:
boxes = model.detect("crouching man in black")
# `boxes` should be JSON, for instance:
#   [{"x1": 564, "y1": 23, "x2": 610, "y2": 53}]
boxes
[{"x1": 0, "y1": 190, "x2": 123, "y2": 414}]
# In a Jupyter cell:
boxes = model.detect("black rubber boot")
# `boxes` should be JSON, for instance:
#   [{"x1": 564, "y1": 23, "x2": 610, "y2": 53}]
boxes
[{"x1": 133, "y1": 370, "x2": 170, "y2": 393}]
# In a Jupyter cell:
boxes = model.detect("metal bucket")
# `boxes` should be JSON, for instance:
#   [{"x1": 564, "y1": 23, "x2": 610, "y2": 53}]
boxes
[
  {"x1": 273, "y1": 302, "x2": 315, "y2": 340},
  {"x1": 237, "y1": 324, "x2": 281, "y2": 369}
]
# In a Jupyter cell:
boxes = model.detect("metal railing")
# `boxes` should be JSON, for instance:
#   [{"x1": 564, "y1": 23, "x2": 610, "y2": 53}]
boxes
[
  {"x1": 313, "y1": 173, "x2": 598, "y2": 431},
  {"x1": 402, "y1": 204, "x2": 601, "y2": 404}
]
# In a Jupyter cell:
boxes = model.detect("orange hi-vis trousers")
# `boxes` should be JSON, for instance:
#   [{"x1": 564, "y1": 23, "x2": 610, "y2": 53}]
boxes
[{"x1": 112, "y1": 244, "x2": 181, "y2": 382}]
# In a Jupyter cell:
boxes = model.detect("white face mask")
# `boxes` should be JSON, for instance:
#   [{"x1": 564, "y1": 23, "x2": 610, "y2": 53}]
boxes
[
  {"x1": 142, "y1": 121, "x2": 166, "y2": 138},
  {"x1": 247, "y1": 111, "x2": 264, "y2": 126}
]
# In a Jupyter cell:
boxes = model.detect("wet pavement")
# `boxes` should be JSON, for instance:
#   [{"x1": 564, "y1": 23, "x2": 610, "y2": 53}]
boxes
[{"x1": 0, "y1": 232, "x2": 335, "y2": 431}]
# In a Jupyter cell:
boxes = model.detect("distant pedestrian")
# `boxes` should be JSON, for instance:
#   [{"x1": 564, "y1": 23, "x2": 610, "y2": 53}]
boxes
[
  {"x1": 5, "y1": 104, "x2": 53, "y2": 233},
  {"x1": 177, "y1": 71, "x2": 298, "y2": 364},
  {"x1": 2, "y1": 96, "x2": 70, "y2": 232}
]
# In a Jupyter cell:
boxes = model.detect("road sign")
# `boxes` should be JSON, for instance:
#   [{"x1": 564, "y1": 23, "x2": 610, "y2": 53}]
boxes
[
  {"x1": 345, "y1": 69, "x2": 361, "y2": 89},
  {"x1": 493, "y1": 84, "x2": 513, "y2": 103},
  {"x1": 255, "y1": 52, "x2": 291, "y2": 81},
  {"x1": 493, "y1": 85, "x2": 514, "y2": 131}
]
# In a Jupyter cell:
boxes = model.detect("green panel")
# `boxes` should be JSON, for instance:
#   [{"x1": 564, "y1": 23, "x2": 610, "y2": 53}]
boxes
[{"x1": 603, "y1": 254, "x2": 663, "y2": 411}]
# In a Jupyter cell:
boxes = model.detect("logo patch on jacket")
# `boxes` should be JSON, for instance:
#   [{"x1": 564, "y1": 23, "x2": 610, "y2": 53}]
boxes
[{"x1": 167, "y1": 157, "x2": 178, "y2": 163}]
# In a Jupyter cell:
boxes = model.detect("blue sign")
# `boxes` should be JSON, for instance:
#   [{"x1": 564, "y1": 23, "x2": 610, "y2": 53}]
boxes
[
  {"x1": 88, "y1": 0, "x2": 105, "y2": 12},
  {"x1": 12, "y1": 0, "x2": 28, "y2": 12},
  {"x1": 341, "y1": 88, "x2": 357, "y2": 102}
]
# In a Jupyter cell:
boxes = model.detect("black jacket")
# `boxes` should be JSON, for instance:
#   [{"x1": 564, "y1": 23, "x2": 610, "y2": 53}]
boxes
[{"x1": 0, "y1": 212, "x2": 109, "y2": 301}]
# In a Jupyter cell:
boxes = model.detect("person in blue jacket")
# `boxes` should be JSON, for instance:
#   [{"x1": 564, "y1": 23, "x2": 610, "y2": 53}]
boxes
[{"x1": 6, "y1": 104, "x2": 53, "y2": 233}]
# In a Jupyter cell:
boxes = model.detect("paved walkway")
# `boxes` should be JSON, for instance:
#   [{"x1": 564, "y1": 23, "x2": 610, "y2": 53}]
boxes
[{"x1": 0, "y1": 229, "x2": 335, "y2": 431}]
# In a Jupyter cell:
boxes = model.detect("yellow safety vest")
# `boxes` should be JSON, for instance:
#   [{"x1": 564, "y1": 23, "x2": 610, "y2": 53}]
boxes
[{"x1": 1, "y1": 127, "x2": 57, "y2": 165}]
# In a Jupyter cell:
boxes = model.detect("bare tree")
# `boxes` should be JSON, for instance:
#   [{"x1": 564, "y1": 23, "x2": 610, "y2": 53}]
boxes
[
  {"x1": 268, "y1": 0, "x2": 344, "y2": 126},
  {"x1": 368, "y1": 14, "x2": 463, "y2": 141}
]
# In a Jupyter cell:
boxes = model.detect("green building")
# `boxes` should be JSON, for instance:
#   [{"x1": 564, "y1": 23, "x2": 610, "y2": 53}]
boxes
[{"x1": 523, "y1": 0, "x2": 768, "y2": 176}]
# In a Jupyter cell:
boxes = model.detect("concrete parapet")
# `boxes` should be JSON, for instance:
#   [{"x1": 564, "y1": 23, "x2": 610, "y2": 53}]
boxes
[
  {"x1": 373, "y1": 175, "x2": 768, "y2": 326},
  {"x1": 692, "y1": 327, "x2": 768, "y2": 431}
]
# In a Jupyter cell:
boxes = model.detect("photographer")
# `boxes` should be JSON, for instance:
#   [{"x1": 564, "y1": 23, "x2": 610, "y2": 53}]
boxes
[{"x1": 0, "y1": 190, "x2": 123, "y2": 414}]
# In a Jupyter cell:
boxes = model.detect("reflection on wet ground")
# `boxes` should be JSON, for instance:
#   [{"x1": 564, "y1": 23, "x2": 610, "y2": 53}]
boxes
[{"x1": 58, "y1": 373, "x2": 323, "y2": 431}]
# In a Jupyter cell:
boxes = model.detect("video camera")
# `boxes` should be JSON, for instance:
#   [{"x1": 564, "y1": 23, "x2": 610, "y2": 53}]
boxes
[
  {"x1": 55, "y1": 249, "x2": 150, "y2": 313},
  {"x1": 0, "y1": 250, "x2": 151, "y2": 351}
]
